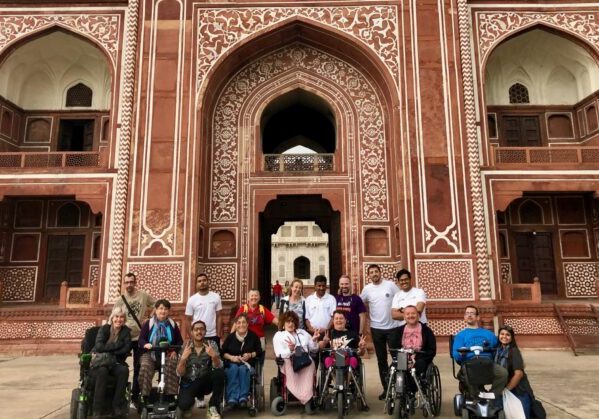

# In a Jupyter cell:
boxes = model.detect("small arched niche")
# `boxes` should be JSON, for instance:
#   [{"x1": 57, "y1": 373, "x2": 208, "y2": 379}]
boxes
[
  {"x1": 293, "y1": 256, "x2": 311, "y2": 279},
  {"x1": 261, "y1": 89, "x2": 336, "y2": 155}
]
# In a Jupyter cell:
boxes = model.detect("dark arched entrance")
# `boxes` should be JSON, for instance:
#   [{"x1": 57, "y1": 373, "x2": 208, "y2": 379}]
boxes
[{"x1": 258, "y1": 195, "x2": 341, "y2": 307}]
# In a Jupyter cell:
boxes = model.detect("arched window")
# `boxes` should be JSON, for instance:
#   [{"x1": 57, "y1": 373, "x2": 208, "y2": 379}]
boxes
[
  {"x1": 56, "y1": 202, "x2": 81, "y2": 227},
  {"x1": 293, "y1": 256, "x2": 310, "y2": 279},
  {"x1": 66, "y1": 83, "x2": 93, "y2": 107},
  {"x1": 508, "y1": 83, "x2": 530, "y2": 104},
  {"x1": 519, "y1": 200, "x2": 543, "y2": 224}
]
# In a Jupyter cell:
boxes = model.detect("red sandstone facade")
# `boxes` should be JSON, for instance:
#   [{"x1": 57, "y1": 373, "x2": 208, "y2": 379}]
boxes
[{"x1": 0, "y1": 0, "x2": 598, "y2": 351}]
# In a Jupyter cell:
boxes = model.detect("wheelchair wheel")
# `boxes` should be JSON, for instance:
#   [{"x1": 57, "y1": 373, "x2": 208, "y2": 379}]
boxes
[
  {"x1": 425, "y1": 363, "x2": 442, "y2": 416},
  {"x1": 395, "y1": 394, "x2": 409, "y2": 419},
  {"x1": 140, "y1": 407, "x2": 149, "y2": 419},
  {"x1": 461, "y1": 408, "x2": 470, "y2": 419},
  {"x1": 256, "y1": 384, "x2": 265, "y2": 411},
  {"x1": 70, "y1": 389, "x2": 80, "y2": 419},
  {"x1": 337, "y1": 392, "x2": 344, "y2": 419},
  {"x1": 76, "y1": 400, "x2": 87, "y2": 419},
  {"x1": 269, "y1": 377, "x2": 279, "y2": 404},
  {"x1": 497, "y1": 411, "x2": 506, "y2": 419},
  {"x1": 270, "y1": 396, "x2": 287, "y2": 416},
  {"x1": 248, "y1": 407, "x2": 257, "y2": 417}
]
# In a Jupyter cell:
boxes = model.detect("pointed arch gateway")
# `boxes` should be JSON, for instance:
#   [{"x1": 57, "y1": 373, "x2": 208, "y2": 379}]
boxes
[{"x1": 194, "y1": 21, "x2": 403, "y2": 305}]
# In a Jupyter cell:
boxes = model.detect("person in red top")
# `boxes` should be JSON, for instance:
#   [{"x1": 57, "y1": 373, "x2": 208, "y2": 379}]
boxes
[
  {"x1": 233, "y1": 289, "x2": 279, "y2": 366},
  {"x1": 272, "y1": 281, "x2": 283, "y2": 309}
]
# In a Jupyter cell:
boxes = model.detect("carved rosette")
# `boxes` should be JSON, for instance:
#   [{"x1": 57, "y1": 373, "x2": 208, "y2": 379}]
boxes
[
  {"x1": 196, "y1": 5, "x2": 400, "y2": 91},
  {"x1": 0, "y1": 14, "x2": 120, "y2": 64},
  {"x1": 210, "y1": 45, "x2": 389, "y2": 222},
  {"x1": 477, "y1": 12, "x2": 599, "y2": 62}
]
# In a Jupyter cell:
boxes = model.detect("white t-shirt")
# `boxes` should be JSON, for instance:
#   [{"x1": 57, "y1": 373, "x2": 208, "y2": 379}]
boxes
[
  {"x1": 360, "y1": 280, "x2": 400, "y2": 330},
  {"x1": 391, "y1": 286, "x2": 427, "y2": 325},
  {"x1": 185, "y1": 291, "x2": 222, "y2": 337},
  {"x1": 305, "y1": 292, "x2": 337, "y2": 330}
]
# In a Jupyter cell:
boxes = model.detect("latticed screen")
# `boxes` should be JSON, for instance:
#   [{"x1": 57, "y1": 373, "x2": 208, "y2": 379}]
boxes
[
  {"x1": 66, "y1": 83, "x2": 93, "y2": 107},
  {"x1": 508, "y1": 83, "x2": 529, "y2": 104}
]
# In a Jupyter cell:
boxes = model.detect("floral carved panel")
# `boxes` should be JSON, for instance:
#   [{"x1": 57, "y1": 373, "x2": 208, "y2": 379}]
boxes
[
  {"x1": 0, "y1": 14, "x2": 121, "y2": 65},
  {"x1": 196, "y1": 5, "x2": 400, "y2": 91},
  {"x1": 210, "y1": 45, "x2": 389, "y2": 222},
  {"x1": 476, "y1": 12, "x2": 599, "y2": 62}
]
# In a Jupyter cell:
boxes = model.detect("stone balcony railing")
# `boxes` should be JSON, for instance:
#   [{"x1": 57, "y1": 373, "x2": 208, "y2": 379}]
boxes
[
  {"x1": 492, "y1": 146, "x2": 599, "y2": 165},
  {"x1": 0, "y1": 151, "x2": 103, "y2": 169},
  {"x1": 264, "y1": 153, "x2": 334, "y2": 172}
]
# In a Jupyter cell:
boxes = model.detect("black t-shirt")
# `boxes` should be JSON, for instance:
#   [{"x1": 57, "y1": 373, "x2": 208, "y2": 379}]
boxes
[
  {"x1": 508, "y1": 347, "x2": 533, "y2": 395},
  {"x1": 328, "y1": 329, "x2": 360, "y2": 350}
]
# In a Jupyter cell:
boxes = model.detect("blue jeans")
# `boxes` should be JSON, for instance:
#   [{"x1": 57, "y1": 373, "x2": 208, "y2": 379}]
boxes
[
  {"x1": 226, "y1": 363, "x2": 251, "y2": 403},
  {"x1": 514, "y1": 391, "x2": 532, "y2": 419}
]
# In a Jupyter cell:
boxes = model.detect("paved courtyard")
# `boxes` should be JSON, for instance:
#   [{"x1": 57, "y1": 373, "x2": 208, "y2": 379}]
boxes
[{"x1": 0, "y1": 350, "x2": 597, "y2": 418}]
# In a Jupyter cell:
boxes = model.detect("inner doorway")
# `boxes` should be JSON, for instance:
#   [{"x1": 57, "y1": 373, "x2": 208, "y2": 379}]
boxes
[
  {"x1": 257, "y1": 195, "x2": 341, "y2": 308},
  {"x1": 45, "y1": 234, "x2": 85, "y2": 299},
  {"x1": 514, "y1": 232, "x2": 557, "y2": 295}
]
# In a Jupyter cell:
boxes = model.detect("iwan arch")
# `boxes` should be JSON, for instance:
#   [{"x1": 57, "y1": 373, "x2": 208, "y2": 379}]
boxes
[{"x1": 1, "y1": 1, "x2": 599, "y2": 351}]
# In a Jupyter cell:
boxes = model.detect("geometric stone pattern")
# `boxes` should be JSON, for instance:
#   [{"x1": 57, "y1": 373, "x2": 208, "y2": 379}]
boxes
[
  {"x1": 109, "y1": 0, "x2": 141, "y2": 302},
  {"x1": 0, "y1": 321, "x2": 96, "y2": 340},
  {"x1": 67, "y1": 290, "x2": 91, "y2": 305},
  {"x1": 211, "y1": 44, "x2": 389, "y2": 222},
  {"x1": 127, "y1": 262, "x2": 183, "y2": 303},
  {"x1": 457, "y1": 0, "x2": 490, "y2": 298},
  {"x1": 563, "y1": 262, "x2": 598, "y2": 297},
  {"x1": 502, "y1": 317, "x2": 563, "y2": 335},
  {"x1": 0, "y1": 266, "x2": 36, "y2": 302},
  {"x1": 196, "y1": 6, "x2": 400, "y2": 90},
  {"x1": 89, "y1": 265, "x2": 99, "y2": 286},
  {"x1": 198, "y1": 263, "x2": 237, "y2": 302},
  {"x1": 0, "y1": 14, "x2": 121, "y2": 64},
  {"x1": 362, "y1": 262, "x2": 400, "y2": 285},
  {"x1": 500, "y1": 263, "x2": 512, "y2": 284},
  {"x1": 427, "y1": 319, "x2": 465, "y2": 337},
  {"x1": 476, "y1": 12, "x2": 599, "y2": 63},
  {"x1": 565, "y1": 318, "x2": 599, "y2": 336},
  {"x1": 415, "y1": 260, "x2": 474, "y2": 300}
]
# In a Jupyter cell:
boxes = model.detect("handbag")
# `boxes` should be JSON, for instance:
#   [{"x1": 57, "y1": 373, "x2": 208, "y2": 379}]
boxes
[
  {"x1": 502, "y1": 389, "x2": 526, "y2": 419},
  {"x1": 90, "y1": 352, "x2": 117, "y2": 369},
  {"x1": 291, "y1": 334, "x2": 312, "y2": 372}
]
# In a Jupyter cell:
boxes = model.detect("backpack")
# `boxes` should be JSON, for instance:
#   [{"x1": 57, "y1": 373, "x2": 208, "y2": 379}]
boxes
[{"x1": 242, "y1": 303, "x2": 265, "y2": 317}]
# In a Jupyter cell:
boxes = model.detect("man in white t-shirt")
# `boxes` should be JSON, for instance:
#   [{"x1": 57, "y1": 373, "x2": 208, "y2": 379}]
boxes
[
  {"x1": 185, "y1": 273, "x2": 222, "y2": 347},
  {"x1": 359, "y1": 264, "x2": 400, "y2": 400},
  {"x1": 305, "y1": 275, "x2": 336, "y2": 332},
  {"x1": 391, "y1": 268, "x2": 427, "y2": 325}
]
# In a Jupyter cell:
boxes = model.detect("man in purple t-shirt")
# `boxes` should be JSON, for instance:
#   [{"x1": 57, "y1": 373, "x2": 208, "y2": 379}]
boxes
[{"x1": 335, "y1": 275, "x2": 367, "y2": 335}]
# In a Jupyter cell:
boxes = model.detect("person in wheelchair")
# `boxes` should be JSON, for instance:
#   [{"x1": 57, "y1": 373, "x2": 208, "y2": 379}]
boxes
[
  {"x1": 452, "y1": 305, "x2": 507, "y2": 399},
  {"x1": 90, "y1": 306, "x2": 131, "y2": 418},
  {"x1": 138, "y1": 299, "x2": 183, "y2": 401},
  {"x1": 397, "y1": 305, "x2": 436, "y2": 393},
  {"x1": 222, "y1": 313, "x2": 262, "y2": 409},
  {"x1": 320, "y1": 310, "x2": 366, "y2": 371},
  {"x1": 272, "y1": 310, "x2": 319, "y2": 407},
  {"x1": 177, "y1": 319, "x2": 224, "y2": 419}
]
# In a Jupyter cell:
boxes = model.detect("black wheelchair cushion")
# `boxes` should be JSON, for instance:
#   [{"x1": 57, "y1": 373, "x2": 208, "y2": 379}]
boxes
[{"x1": 464, "y1": 357, "x2": 495, "y2": 387}]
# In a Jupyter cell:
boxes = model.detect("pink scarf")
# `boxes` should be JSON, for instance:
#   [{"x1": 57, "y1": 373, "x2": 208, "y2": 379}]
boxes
[{"x1": 402, "y1": 323, "x2": 423, "y2": 351}]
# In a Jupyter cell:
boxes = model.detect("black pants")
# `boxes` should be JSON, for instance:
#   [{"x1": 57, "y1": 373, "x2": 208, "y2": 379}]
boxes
[
  {"x1": 91, "y1": 363, "x2": 129, "y2": 415},
  {"x1": 370, "y1": 327, "x2": 400, "y2": 390},
  {"x1": 131, "y1": 341, "x2": 141, "y2": 400},
  {"x1": 178, "y1": 369, "x2": 225, "y2": 412}
]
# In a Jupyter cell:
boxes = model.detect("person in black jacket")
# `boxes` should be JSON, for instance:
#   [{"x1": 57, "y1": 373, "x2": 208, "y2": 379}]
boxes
[
  {"x1": 221, "y1": 313, "x2": 262, "y2": 408},
  {"x1": 397, "y1": 305, "x2": 436, "y2": 392},
  {"x1": 91, "y1": 306, "x2": 131, "y2": 418}
]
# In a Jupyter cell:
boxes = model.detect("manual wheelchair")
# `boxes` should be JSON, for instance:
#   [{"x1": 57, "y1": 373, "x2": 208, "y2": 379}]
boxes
[
  {"x1": 383, "y1": 348, "x2": 442, "y2": 418},
  {"x1": 317, "y1": 347, "x2": 369, "y2": 418},
  {"x1": 269, "y1": 356, "x2": 318, "y2": 416}
]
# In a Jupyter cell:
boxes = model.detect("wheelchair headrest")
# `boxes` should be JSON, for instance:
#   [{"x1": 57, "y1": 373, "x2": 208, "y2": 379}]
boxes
[
  {"x1": 464, "y1": 357, "x2": 495, "y2": 386},
  {"x1": 81, "y1": 326, "x2": 101, "y2": 353}
]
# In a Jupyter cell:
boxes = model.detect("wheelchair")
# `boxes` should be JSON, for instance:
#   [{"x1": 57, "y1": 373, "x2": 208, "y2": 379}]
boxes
[
  {"x1": 223, "y1": 359, "x2": 265, "y2": 416},
  {"x1": 69, "y1": 326, "x2": 131, "y2": 419},
  {"x1": 450, "y1": 337, "x2": 504, "y2": 419},
  {"x1": 317, "y1": 348, "x2": 368, "y2": 418},
  {"x1": 139, "y1": 342, "x2": 181, "y2": 419},
  {"x1": 384, "y1": 348, "x2": 442, "y2": 418},
  {"x1": 269, "y1": 356, "x2": 318, "y2": 416}
]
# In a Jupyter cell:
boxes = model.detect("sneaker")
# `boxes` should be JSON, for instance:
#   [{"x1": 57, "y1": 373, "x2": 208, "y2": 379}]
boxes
[
  {"x1": 208, "y1": 406, "x2": 221, "y2": 419},
  {"x1": 196, "y1": 398, "x2": 207, "y2": 408},
  {"x1": 239, "y1": 399, "x2": 248, "y2": 408}
]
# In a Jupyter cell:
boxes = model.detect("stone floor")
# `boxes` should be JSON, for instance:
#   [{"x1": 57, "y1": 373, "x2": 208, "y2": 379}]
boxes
[{"x1": 0, "y1": 349, "x2": 596, "y2": 418}]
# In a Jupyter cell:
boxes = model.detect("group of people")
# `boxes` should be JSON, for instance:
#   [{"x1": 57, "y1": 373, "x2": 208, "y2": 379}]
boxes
[{"x1": 88, "y1": 265, "x2": 538, "y2": 419}]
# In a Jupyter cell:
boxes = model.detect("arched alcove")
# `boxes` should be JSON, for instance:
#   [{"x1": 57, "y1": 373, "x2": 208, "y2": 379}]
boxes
[{"x1": 293, "y1": 256, "x2": 310, "y2": 279}]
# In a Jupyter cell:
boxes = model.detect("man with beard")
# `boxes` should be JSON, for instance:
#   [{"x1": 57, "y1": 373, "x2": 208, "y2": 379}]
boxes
[
  {"x1": 335, "y1": 275, "x2": 367, "y2": 335},
  {"x1": 113, "y1": 272, "x2": 155, "y2": 406}
]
